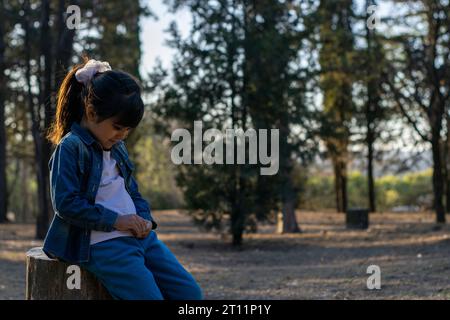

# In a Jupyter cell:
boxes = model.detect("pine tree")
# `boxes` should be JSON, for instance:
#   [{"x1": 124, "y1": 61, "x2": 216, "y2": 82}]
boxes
[
  {"x1": 151, "y1": 0, "x2": 317, "y2": 243},
  {"x1": 244, "y1": 0, "x2": 316, "y2": 232},
  {"x1": 352, "y1": 0, "x2": 389, "y2": 213},
  {"x1": 317, "y1": 0, "x2": 356, "y2": 213},
  {"x1": 151, "y1": 0, "x2": 251, "y2": 245}
]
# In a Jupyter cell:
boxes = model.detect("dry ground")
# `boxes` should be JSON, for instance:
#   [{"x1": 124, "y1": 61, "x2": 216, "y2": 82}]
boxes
[{"x1": 1, "y1": 210, "x2": 450, "y2": 300}]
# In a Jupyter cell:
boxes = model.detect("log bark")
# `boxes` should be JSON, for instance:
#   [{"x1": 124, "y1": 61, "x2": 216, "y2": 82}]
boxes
[{"x1": 26, "y1": 247, "x2": 112, "y2": 300}]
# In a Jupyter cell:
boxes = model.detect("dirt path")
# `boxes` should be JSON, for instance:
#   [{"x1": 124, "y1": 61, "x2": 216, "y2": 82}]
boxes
[{"x1": 1, "y1": 210, "x2": 450, "y2": 299}]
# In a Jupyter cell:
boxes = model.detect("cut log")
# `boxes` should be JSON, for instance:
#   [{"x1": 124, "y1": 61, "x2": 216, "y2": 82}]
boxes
[{"x1": 26, "y1": 247, "x2": 112, "y2": 300}]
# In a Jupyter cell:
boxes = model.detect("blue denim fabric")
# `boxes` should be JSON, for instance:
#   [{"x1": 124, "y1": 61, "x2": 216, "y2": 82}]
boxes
[
  {"x1": 43, "y1": 122, "x2": 157, "y2": 264},
  {"x1": 80, "y1": 231, "x2": 203, "y2": 300}
]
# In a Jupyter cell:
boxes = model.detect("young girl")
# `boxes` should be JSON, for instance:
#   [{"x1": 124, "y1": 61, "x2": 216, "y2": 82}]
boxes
[{"x1": 43, "y1": 58, "x2": 203, "y2": 300}]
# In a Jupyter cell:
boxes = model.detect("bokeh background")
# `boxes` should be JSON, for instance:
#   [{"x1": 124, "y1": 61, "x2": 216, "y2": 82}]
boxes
[{"x1": 1, "y1": 0, "x2": 450, "y2": 299}]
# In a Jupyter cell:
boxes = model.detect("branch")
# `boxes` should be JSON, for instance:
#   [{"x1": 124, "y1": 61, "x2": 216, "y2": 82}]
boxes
[{"x1": 386, "y1": 78, "x2": 431, "y2": 143}]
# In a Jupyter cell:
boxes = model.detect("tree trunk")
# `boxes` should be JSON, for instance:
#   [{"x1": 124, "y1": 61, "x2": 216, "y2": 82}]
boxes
[
  {"x1": 26, "y1": 247, "x2": 112, "y2": 300},
  {"x1": 365, "y1": 0, "x2": 378, "y2": 213},
  {"x1": 367, "y1": 129, "x2": 376, "y2": 212},
  {"x1": 280, "y1": 178, "x2": 301, "y2": 233},
  {"x1": 21, "y1": 0, "x2": 50, "y2": 238},
  {"x1": 426, "y1": 2, "x2": 446, "y2": 224},
  {"x1": 20, "y1": 159, "x2": 30, "y2": 223},
  {"x1": 333, "y1": 159, "x2": 347, "y2": 213},
  {"x1": 279, "y1": 139, "x2": 300, "y2": 233},
  {"x1": 333, "y1": 159, "x2": 346, "y2": 212},
  {"x1": 333, "y1": 161, "x2": 341, "y2": 212},
  {"x1": 431, "y1": 117, "x2": 445, "y2": 223},
  {"x1": 230, "y1": 5, "x2": 247, "y2": 247},
  {"x1": 0, "y1": 0, "x2": 8, "y2": 223},
  {"x1": 446, "y1": 112, "x2": 450, "y2": 213},
  {"x1": 366, "y1": 91, "x2": 377, "y2": 213},
  {"x1": 54, "y1": 0, "x2": 77, "y2": 89},
  {"x1": 231, "y1": 211, "x2": 244, "y2": 246},
  {"x1": 231, "y1": 159, "x2": 248, "y2": 246},
  {"x1": 35, "y1": 0, "x2": 53, "y2": 239},
  {"x1": 341, "y1": 160, "x2": 348, "y2": 213},
  {"x1": 278, "y1": 113, "x2": 301, "y2": 233}
]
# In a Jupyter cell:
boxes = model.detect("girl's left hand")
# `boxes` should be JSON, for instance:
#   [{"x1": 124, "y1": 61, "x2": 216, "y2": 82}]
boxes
[{"x1": 132, "y1": 220, "x2": 152, "y2": 238}]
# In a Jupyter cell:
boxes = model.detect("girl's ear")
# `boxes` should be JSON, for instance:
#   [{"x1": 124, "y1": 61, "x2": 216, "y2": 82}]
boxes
[{"x1": 85, "y1": 105, "x2": 97, "y2": 122}]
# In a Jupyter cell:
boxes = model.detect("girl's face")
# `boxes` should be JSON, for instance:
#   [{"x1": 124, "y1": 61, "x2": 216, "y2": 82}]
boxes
[{"x1": 81, "y1": 107, "x2": 132, "y2": 150}]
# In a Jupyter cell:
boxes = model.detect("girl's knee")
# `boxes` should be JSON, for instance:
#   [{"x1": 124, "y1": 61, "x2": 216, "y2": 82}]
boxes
[
  {"x1": 188, "y1": 281, "x2": 204, "y2": 300},
  {"x1": 173, "y1": 278, "x2": 203, "y2": 300}
]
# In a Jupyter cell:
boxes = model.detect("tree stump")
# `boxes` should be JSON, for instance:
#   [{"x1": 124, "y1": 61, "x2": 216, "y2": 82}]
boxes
[
  {"x1": 346, "y1": 208, "x2": 369, "y2": 230},
  {"x1": 26, "y1": 247, "x2": 112, "y2": 300}
]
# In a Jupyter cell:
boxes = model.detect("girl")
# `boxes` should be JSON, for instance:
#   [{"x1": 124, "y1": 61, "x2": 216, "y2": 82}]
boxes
[{"x1": 43, "y1": 58, "x2": 203, "y2": 300}]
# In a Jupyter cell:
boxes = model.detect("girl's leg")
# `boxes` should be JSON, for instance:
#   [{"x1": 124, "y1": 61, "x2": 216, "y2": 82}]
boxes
[
  {"x1": 81, "y1": 236, "x2": 164, "y2": 300},
  {"x1": 139, "y1": 231, "x2": 203, "y2": 300}
]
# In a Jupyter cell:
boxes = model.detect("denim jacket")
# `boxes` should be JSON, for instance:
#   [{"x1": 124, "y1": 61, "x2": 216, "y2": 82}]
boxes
[{"x1": 43, "y1": 122, "x2": 157, "y2": 264}]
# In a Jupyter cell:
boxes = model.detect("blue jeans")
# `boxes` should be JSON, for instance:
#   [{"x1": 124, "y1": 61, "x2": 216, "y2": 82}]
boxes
[{"x1": 80, "y1": 231, "x2": 203, "y2": 300}]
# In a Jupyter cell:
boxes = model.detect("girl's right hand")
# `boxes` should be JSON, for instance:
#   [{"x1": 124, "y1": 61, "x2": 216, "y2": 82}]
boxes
[{"x1": 114, "y1": 214, "x2": 151, "y2": 238}]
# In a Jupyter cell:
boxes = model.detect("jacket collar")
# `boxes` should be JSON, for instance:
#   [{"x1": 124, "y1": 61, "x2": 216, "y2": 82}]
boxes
[
  {"x1": 70, "y1": 122, "x2": 97, "y2": 145},
  {"x1": 70, "y1": 122, "x2": 121, "y2": 152}
]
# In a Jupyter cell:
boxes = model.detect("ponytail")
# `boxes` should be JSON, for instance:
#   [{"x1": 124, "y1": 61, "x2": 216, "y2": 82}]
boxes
[{"x1": 47, "y1": 61, "x2": 87, "y2": 145}]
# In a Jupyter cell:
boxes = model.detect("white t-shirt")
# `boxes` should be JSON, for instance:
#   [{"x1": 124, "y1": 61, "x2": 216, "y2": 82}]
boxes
[{"x1": 90, "y1": 150, "x2": 136, "y2": 245}]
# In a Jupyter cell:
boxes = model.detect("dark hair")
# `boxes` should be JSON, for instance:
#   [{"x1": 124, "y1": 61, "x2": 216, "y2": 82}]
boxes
[{"x1": 47, "y1": 58, "x2": 144, "y2": 145}]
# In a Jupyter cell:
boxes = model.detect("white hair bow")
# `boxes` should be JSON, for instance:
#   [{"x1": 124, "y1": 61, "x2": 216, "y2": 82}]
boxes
[{"x1": 75, "y1": 59, "x2": 112, "y2": 85}]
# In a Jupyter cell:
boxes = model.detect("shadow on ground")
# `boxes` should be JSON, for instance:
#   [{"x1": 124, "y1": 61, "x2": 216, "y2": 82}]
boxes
[{"x1": 1, "y1": 210, "x2": 450, "y2": 299}]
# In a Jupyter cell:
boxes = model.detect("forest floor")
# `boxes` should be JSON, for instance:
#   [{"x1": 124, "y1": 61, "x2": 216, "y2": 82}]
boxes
[{"x1": 1, "y1": 210, "x2": 450, "y2": 300}]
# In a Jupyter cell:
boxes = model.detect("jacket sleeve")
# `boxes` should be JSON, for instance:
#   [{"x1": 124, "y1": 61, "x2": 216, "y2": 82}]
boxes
[{"x1": 50, "y1": 140, "x2": 119, "y2": 231}]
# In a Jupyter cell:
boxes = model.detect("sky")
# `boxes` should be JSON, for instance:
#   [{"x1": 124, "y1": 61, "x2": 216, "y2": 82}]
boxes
[
  {"x1": 139, "y1": 0, "x2": 395, "y2": 77},
  {"x1": 139, "y1": 0, "x2": 192, "y2": 77}
]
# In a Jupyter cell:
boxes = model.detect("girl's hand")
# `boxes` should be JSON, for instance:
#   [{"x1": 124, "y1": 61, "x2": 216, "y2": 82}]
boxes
[
  {"x1": 138, "y1": 220, "x2": 153, "y2": 239},
  {"x1": 131, "y1": 220, "x2": 152, "y2": 239},
  {"x1": 114, "y1": 214, "x2": 152, "y2": 238}
]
